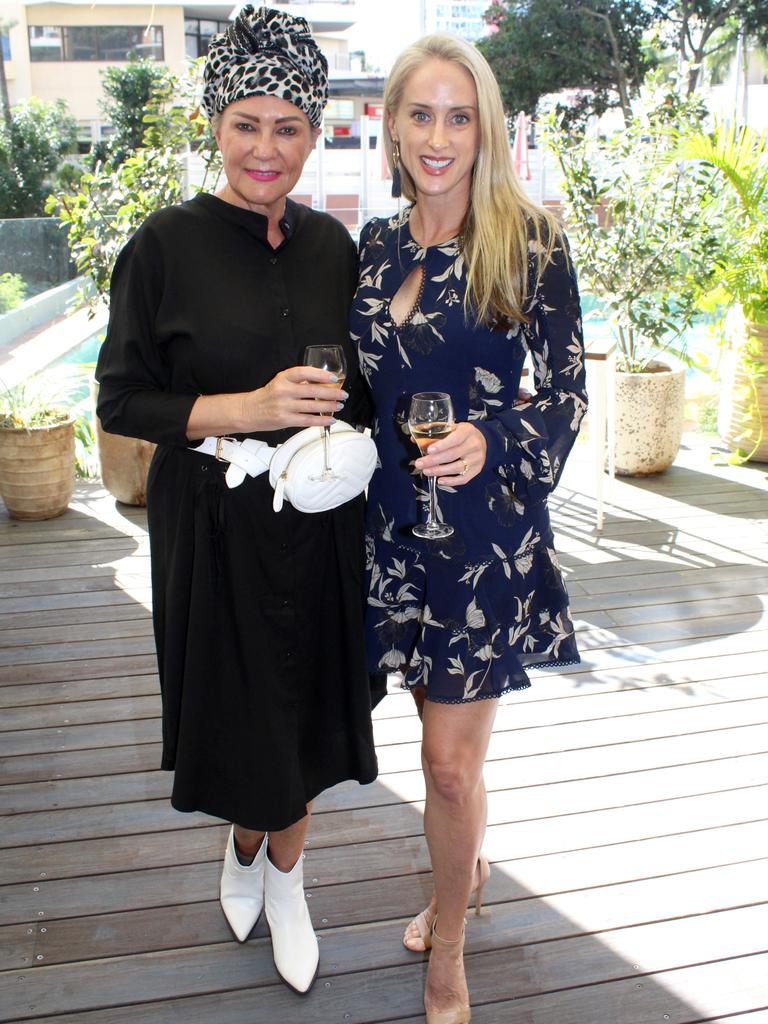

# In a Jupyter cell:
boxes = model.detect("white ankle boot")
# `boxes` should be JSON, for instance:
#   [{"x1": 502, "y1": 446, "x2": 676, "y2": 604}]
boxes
[
  {"x1": 219, "y1": 826, "x2": 267, "y2": 942},
  {"x1": 264, "y1": 851, "x2": 319, "y2": 994}
]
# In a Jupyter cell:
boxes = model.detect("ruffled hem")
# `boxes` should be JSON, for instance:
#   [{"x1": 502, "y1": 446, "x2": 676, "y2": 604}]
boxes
[{"x1": 401, "y1": 677, "x2": 531, "y2": 703}]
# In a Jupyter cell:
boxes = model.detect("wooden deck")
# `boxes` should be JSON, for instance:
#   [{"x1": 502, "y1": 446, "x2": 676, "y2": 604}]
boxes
[{"x1": 1, "y1": 436, "x2": 767, "y2": 1024}]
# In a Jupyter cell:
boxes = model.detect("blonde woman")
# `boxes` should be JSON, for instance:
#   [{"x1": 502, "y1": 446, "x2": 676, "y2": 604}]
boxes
[{"x1": 350, "y1": 34, "x2": 588, "y2": 1024}]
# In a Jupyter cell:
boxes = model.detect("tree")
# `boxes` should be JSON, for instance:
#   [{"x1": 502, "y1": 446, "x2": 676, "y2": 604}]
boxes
[
  {"x1": 47, "y1": 59, "x2": 221, "y2": 309},
  {"x1": 0, "y1": 23, "x2": 12, "y2": 137},
  {"x1": 479, "y1": 0, "x2": 659, "y2": 124},
  {"x1": 655, "y1": 0, "x2": 768, "y2": 95},
  {"x1": 541, "y1": 81, "x2": 719, "y2": 371},
  {"x1": 90, "y1": 56, "x2": 167, "y2": 167},
  {"x1": 0, "y1": 97, "x2": 77, "y2": 217}
]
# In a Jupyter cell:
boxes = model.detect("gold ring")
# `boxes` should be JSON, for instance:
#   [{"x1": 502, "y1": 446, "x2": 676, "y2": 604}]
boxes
[{"x1": 461, "y1": 458, "x2": 469, "y2": 475}]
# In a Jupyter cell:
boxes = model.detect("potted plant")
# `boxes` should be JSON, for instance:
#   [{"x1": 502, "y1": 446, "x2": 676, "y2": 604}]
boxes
[
  {"x1": 679, "y1": 120, "x2": 768, "y2": 462},
  {"x1": 0, "y1": 378, "x2": 75, "y2": 521},
  {"x1": 542, "y1": 84, "x2": 718, "y2": 475}
]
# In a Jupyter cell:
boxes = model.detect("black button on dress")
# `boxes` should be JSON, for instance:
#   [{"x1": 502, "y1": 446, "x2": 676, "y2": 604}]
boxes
[{"x1": 96, "y1": 194, "x2": 378, "y2": 831}]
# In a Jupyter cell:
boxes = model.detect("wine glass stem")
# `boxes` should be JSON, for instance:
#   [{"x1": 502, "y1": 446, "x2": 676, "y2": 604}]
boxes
[
  {"x1": 322, "y1": 425, "x2": 332, "y2": 474},
  {"x1": 426, "y1": 473, "x2": 438, "y2": 527}
]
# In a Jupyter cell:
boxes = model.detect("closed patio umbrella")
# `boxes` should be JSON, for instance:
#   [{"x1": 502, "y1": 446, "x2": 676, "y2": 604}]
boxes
[{"x1": 512, "y1": 110, "x2": 532, "y2": 181}]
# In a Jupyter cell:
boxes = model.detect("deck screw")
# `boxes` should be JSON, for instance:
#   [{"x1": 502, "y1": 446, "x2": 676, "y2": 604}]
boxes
[
  {"x1": 36, "y1": 955, "x2": 44, "y2": 961},
  {"x1": 312, "y1": 878, "x2": 318, "y2": 884},
  {"x1": 324, "y1": 982, "x2": 331, "y2": 989},
  {"x1": 37, "y1": 912, "x2": 44, "y2": 917},
  {"x1": 40, "y1": 928, "x2": 46, "y2": 934},
  {"x1": 40, "y1": 873, "x2": 46, "y2": 878},
  {"x1": 321, "y1": 918, "x2": 328, "y2": 924},
  {"x1": 27, "y1": 930, "x2": 32, "y2": 935},
  {"x1": 32, "y1": 887, "x2": 39, "y2": 893}
]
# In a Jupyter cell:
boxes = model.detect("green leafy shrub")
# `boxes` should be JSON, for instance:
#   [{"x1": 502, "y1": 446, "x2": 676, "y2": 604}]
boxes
[
  {"x1": 90, "y1": 56, "x2": 167, "y2": 168},
  {"x1": 542, "y1": 79, "x2": 719, "y2": 371},
  {"x1": 47, "y1": 59, "x2": 220, "y2": 311},
  {"x1": 0, "y1": 98, "x2": 78, "y2": 217},
  {"x1": 0, "y1": 272, "x2": 27, "y2": 314}
]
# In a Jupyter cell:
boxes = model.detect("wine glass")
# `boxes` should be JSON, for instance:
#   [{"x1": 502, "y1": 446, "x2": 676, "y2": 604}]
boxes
[
  {"x1": 303, "y1": 344, "x2": 347, "y2": 481},
  {"x1": 408, "y1": 392, "x2": 455, "y2": 539}
]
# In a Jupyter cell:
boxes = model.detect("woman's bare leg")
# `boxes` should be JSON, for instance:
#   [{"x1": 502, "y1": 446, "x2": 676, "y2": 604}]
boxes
[
  {"x1": 421, "y1": 697, "x2": 498, "y2": 1014},
  {"x1": 234, "y1": 800, "x2": 313, "y2": 869}
]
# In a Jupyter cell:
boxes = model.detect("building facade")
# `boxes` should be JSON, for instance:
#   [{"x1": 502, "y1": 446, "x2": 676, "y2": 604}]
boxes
[
  {"x1": 422, "y1": 0, "x2": 489, "y2": 42},
  {"x1": 2, "y1": 1, "x2": 383, "y2": 145}
]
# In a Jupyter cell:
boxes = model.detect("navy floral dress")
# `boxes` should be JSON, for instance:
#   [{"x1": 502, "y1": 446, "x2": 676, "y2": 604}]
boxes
[{"x1": 350, "y1": 206, "x2": 588, "y2": 703}]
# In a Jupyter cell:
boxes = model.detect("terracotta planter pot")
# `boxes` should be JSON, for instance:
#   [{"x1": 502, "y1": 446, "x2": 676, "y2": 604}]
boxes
[
  {"x1": 0, "y1": 417, "x2": 75, "y2": 521},
  {"x1": 717, "y1": 309, "x2": 768, "y2": 462},
  {"x1": 614, "y1": 361, "x2": 686, "y2": 476},
  {"x1": 90, "y1": 380, "x2": 156, "y2": 506}
]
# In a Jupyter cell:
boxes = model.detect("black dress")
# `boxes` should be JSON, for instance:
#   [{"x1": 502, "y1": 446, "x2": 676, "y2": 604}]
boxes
[{"x1": 96, "y1": 193, "x2": 378, "y2": 831}]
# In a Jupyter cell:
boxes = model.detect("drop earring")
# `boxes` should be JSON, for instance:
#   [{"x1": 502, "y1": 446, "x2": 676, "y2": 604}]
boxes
[{"x1": 391, "y1": 140, "x2": 402, "y2": 199}]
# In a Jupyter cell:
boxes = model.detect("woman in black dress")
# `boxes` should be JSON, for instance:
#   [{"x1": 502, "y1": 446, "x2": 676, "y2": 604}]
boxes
[{"x1": 95, "y1": 5, "x2": 377, "y2": 994}]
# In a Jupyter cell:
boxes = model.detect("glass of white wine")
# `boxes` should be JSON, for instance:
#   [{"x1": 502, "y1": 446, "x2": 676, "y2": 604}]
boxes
[
  {"x1": 303, "y1": 344, "x2": 347, "y2": 481},
  {"x1": 408, "y1": 391, "x2": 455, "y2": 539}
]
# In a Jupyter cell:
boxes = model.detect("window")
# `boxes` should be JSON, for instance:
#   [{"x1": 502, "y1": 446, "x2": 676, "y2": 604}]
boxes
[
  {"x1": 1, "y1": 32, "x2": 10, "y2": 61},
  {"x1": 29, "y1": 26, "x2": 62, "y2": 61},
  {"x1": 185, "y1": 18, "x2": 229, "y2": 59},
  {"x1": 28, "y1": 25, "x2": 164, "y2": 62}
]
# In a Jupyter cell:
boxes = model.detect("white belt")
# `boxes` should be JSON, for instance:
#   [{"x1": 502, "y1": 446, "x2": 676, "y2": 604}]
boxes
[{"x1": 190, "y1": 436, "x2": 274, "y2": 489}]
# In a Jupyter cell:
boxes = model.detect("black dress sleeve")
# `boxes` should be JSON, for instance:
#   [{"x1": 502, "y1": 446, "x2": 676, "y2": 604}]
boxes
[
  {"x1": 95, "y1": 221, "x2": 198, "y2": 446},
  {"x1": 473, "y1": 231, "x2": 589, "y2": 503}
]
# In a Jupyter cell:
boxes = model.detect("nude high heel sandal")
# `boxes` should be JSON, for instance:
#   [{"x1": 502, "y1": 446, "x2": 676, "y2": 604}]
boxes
[
  {"x1": 403, "y1": 854, "x2": 489, "y2": 953},
  {"x1": 425, "y1": 921, "x2": 471, "y2": 1024},
  {"x1": 472, "y1": 854, "x2": 490, "y2": 916}
]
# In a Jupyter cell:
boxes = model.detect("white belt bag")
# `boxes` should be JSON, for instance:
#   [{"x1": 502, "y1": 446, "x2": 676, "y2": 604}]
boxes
[{"x1": 190, "y1": 421, "x2": 377, "y2": 514}]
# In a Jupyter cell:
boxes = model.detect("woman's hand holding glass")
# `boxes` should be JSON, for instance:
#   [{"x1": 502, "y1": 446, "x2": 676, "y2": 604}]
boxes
[
  {"x1": 242, "y1": 365, "x2": 348, "y2": 432},
  {"x1": 413, "y1": 420, "x2": 488, "y2": 486}
]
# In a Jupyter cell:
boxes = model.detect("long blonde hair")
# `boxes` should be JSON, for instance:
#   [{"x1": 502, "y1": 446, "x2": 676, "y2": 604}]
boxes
[{"x1": 383, "y1": 34, "x2": 561, "y2": 327}]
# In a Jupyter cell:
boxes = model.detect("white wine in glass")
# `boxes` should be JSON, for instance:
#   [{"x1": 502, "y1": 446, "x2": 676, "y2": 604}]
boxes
[
  {"x1": 408, "y1": 392, "x2": 455, "y2": 539},
  {"x1": 303, "y1": 345, "x2": 347, "y2": 481}
]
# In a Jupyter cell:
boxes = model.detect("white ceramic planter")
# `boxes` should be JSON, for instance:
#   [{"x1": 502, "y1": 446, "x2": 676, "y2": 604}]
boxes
[{"x1": 614, "y1": 361, "x2": 686, "y2": 476}]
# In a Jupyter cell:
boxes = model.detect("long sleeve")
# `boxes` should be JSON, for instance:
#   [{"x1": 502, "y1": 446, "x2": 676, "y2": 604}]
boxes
[
  {"x1": 96, "y1": 221, "x2": 198, "y2": 446},
  {"x1": 474, "y1": 232, "x2": 588, "y2": 503}
]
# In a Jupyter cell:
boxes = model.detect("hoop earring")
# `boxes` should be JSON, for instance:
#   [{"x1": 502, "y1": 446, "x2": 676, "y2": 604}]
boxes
[{"x1": 391, "y1": 140, "x2": 402, "y2": 199}]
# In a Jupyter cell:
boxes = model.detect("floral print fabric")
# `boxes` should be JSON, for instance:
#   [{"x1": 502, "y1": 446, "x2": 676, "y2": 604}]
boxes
[{"x1": 351, "y1": 206, "x2": 588, "y2": 702}]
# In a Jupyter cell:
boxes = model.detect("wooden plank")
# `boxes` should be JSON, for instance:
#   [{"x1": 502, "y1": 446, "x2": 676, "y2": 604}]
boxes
[
  {"x1": 1, "y1": 784, "x2": 765, "y2": 907},
  {"x1": 0, "y1": 590, "x2": 153, "y2": 619},
  {"x1": 570, "y1": 576, "x2": 768, "y2": 615},
  {"x1": 0, "y1": 619, "x2": 153, "y2": 651},
  {"x1": 4, "y1": 667, "x2": 764, "y2": 743},
  {"x1": 3, "y1": 685, "x2": 766, "y2": 764},
  {"x1": 0, "y1": 556, "x2": 151, "y2": 586},
  {"x1": 2, "y1": 850, "x2": 765, "y2": 973},
  {"x1": 0, "y1": 676, "x2": 158, "y2": 711},
  {"x1": 0, "y1": 741, "x2": 163, "y2": 787},
  {"x1": 0, "y1": 652, "x2": 157, "y2": 685},
  {"x1": 401, "y1": 955, "x2": 768, "y2": 1024},
  {"x1": 0, "y1": 635, "x2": 157, "y2": 668},
  {"x1": 2, "y1": 738, "x2": 765, "y2": 827},
  {"x1": 0, "y1": 603, "x2": 151, "y2": 634},
  {"x1": 570, "y1": 561, "x2": 768, "y2": 595},
  {"x1": 4, "y1": 910, "x2": 767, "y2": 1024}
]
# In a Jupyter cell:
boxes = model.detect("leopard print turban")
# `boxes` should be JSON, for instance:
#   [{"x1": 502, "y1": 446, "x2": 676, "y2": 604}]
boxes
[{"x1": 202, "y1": 5, "x2": 329, "y2": 127}]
